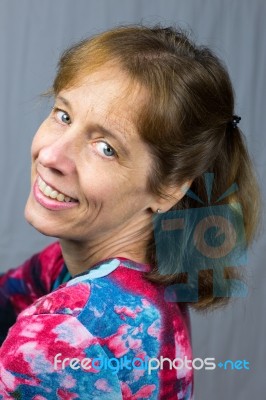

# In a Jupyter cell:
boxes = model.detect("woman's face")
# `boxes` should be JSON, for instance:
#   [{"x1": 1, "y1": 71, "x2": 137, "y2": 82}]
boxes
[{"x1": 25, "y1": 66, "x2": 157, "y2": 242}]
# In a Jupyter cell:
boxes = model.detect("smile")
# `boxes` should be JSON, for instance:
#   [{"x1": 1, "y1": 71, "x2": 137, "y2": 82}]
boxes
[{"x1": 37, "y1": 176, "x2": 78, "y2": 203}]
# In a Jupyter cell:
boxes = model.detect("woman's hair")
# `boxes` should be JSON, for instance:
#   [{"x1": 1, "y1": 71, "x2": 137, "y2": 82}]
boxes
[{"x1": 52, "y1": 25, "x2": 261, "y2": 311}]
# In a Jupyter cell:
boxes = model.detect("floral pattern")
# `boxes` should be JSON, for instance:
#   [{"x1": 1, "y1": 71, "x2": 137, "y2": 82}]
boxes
[{"x1": 0, "y1": 242, "x2": 193, "y2": 399}]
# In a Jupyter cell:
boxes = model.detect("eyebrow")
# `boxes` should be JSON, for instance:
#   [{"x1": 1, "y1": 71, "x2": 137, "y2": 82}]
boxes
[
  {"x1": 93, "y1": 124, "x2": 130, "y2": 155},
  {"x1": 55, "y1": 95, "x2": 130, "y2": 156},
  {"x1": 56, "y1": 95, "x2": 73, "y2": 112}
]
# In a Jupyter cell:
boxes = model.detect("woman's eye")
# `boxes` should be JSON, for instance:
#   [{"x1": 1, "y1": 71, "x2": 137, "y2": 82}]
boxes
[
  {"x1": 55, "y1": 109, "x2": 71, "y2": 125},
  {"x1": 94, "y1": 142, "x2": 116, "y2": 158}
]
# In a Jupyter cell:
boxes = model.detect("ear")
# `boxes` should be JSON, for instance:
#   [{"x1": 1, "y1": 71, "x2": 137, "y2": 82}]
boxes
[{"x1": 150, "y1": 180, "x2": 192, "y2": 213}]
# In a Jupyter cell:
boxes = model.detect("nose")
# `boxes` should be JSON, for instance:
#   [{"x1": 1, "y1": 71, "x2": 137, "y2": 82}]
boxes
[{"x1": 37, "y1": 134, "x2": 77, "y2": 176}]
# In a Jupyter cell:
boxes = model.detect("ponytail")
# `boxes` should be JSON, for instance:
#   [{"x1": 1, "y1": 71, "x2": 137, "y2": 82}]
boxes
[{"x1": 147, "y1": 124, "x2": 261, "y2": 311}]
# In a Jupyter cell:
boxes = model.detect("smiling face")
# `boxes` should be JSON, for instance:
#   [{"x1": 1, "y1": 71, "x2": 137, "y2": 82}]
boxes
[{"x1": 25, "y1": 66, "x2": 159, "y2": 246}]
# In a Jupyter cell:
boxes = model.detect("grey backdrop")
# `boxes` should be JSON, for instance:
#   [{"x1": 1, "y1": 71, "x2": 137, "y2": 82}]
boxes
[{"x1": 0, "y1": 0, "x2": 265, "y2": 399}]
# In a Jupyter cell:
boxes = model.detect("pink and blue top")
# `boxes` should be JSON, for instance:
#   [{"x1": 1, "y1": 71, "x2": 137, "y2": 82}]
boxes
[{"x1": 0, "y1": 242, "x2": 193, "y2": 399}]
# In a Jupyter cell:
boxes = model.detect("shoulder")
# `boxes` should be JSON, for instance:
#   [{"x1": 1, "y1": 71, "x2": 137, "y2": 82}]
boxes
[
  {"x1": 0, "y1": 242, "x2": 65, "y2": 302},
  {"x1": 17, "y1": 241, "x2": 64, "y2": 281},
  {"x1": 5, "y1": 258, "x2": 193, "y2": 399},
  {"x1": 18, "y1": 280, "x2": 91, "y2": 319},
  {"x1": 37, "y1": 241, "x2": 64, "y2": 271},
  {"x1": 32, "y1": 241, "x2": 65, "y2": 292},
  {"x1": 67, "y1": 258, "x2": 192, "y2": 355},
  {"x1": 37, "y1": 240, "x2": 62, "y2": 259}
]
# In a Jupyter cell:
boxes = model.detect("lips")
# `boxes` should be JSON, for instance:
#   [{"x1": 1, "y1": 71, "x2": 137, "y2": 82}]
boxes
[{"x1": 33, "y1": 175, "x2": 79, "y2": 211}]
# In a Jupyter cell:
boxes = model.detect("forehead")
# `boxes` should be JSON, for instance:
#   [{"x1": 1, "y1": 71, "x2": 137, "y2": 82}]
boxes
[{"x1": 58, "y1": 65, "x2": 147, "y2": 134}]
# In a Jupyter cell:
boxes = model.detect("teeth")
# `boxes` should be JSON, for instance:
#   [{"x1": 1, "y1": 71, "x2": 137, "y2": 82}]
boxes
[
  {"x1": 57, "y1": 194, "x2": 65, "y2": 202},
  {"x1": 44, "y1": 186, "x2": 52, "y2": 196},
  {"x1": 37, "y1": 176, "x2": 76, "y2": 203},
  {"x1": 50, "y1": 190, "x2": 59, "y2": 199},
  {"x1": 40, "y1": 180, "x2": 46, "y2": 191}
]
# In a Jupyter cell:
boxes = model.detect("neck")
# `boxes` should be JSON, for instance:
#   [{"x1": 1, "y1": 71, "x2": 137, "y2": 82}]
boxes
[{"x1": 59, "y1": 213, "x2": 153, "y2": 276}]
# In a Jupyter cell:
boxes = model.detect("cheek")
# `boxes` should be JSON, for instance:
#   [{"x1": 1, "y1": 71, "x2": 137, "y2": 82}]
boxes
[
  {"x1": 81, "y1": 173, "x2": 117, "y2": 202},
  {"x1": 80, "y1": 168, "x2": 149, "y2": 210}
]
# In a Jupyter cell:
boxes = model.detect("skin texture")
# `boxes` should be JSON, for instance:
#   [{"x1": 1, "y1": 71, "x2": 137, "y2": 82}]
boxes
[{"x1": 25, "y1": 65, "x2": 185, "y2": 276}]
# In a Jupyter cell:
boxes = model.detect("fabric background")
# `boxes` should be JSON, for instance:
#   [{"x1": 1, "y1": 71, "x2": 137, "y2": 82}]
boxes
[{"x1": 0, "y1": 0, "x2": 265, "y2": 398}]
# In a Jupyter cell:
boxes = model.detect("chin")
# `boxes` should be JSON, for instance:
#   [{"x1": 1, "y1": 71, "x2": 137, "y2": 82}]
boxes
[
  {"x1": 24, "y1": 195, "x2": 59, "y2": 238},
  {"x1": 25, "y1": 211, "x2": 57, "y2": 238}
]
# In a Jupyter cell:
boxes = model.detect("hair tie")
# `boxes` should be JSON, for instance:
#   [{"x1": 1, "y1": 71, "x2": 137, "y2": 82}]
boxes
[{"x1": 231, "y1": 115, "x2": 241, "y2": 129}]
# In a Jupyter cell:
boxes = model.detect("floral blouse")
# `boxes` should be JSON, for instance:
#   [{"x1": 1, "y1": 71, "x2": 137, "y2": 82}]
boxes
[{"x1": 0, "y1": 242, "x2": 193, "y2": 399}]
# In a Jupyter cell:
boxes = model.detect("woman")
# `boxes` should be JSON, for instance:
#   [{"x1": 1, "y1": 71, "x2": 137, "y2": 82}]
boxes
[{"x1": 0, "y1": 25, "x2": 260, "y2": 399}]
